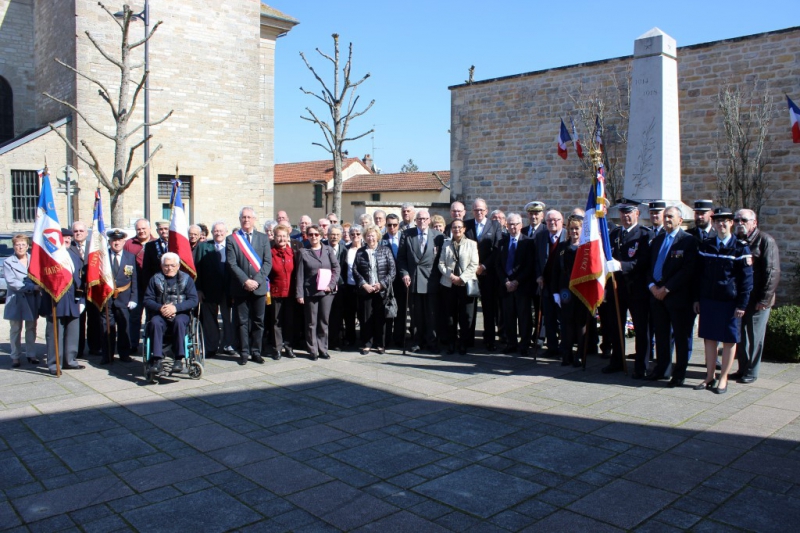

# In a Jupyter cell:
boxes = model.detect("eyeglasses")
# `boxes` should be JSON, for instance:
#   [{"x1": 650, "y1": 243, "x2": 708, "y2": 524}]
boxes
[
  {"x1": 386, "y1": 223, "x2": 398, "y2": 227},
  {"x1": 163, "y1": 263, "x2": 179, "y2": 268},
  {"x1": 307, "y1": 232, "x2": 321, "y2": 237},
  {"x1": 733, "y1": 218, "x2": 751, "y2": 223},
  {"x1": 416, "y1": 217, "x2": 429, "y2": 221}
]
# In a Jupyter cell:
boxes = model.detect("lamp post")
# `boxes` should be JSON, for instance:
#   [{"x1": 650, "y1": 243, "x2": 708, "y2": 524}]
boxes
[{"x1": 115, "y1": 1, "x2": 150, "y2": 220}]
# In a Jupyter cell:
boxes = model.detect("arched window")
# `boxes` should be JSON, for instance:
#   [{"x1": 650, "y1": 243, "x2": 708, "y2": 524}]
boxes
[{"x1": 0, "y1": 76, "x2": 13, "y2": 143}]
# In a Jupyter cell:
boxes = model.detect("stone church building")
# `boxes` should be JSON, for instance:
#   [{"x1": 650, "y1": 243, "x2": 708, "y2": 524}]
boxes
[{"x1": 0, "y1": 0, "x2": 297, "y2": 230}]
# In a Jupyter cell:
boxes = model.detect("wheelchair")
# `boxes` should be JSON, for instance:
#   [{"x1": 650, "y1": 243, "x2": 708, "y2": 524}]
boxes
[{"x1": 143, "y1": 308, "x2": 205, "y2": 383}]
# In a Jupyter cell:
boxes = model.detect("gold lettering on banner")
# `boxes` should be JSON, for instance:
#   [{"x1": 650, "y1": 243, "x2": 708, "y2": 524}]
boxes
[{"x1": 44, "y1": 264, "x2": 63, "y2": 275}]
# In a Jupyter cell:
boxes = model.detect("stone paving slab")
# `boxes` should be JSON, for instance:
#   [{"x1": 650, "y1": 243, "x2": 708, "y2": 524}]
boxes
[{"x1": 2, "y1": 315, "x2": 800, "y2": 531}]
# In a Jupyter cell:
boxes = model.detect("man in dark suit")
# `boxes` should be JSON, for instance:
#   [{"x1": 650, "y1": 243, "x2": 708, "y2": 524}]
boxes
[
  {"x1": 648, "y1": 206, "x2": 698, "y2": 386},
  {"x1": 647, "y1": 200, "x2": 666, "y2": 237},
  {"x1": 381, "y1": 214, "x2": 407, "y2": 347},
  {"x1": 197, "y1": 222, "x2": 233, "y2": 357},
  {"x1": 327, "y1": 224, "x2": 348, "y2": 350},
  {"x1": 600, "y1": 200, "x2": 652, "y2": 376},
  {"x1": 534, "y1": 209, "x2": 567, "y2": 354},
  {"x1": 227, "y1": 207, "x2": 272, "y2": 365},
  {"x1": 100, "y1": 229, "x2": 138, "y2": 364},
  {"x1": 71, "y1": 221, "x2": 101, "y2": 357},
  {"x1": 464, "y1": 198, "x2": 503, "y2": 350},
  {"x1": 398, "y1": 209, "x2": 444, "y2": 352},
  {"x1": 123, "y1": 218, "x2": 156, "y2": 353},
  {"x1": 521, "y1": 201, "x2": 546, "y2": 239},
  {"x1": 494, "y1": 213, "x2": 533, "y2": 355}
]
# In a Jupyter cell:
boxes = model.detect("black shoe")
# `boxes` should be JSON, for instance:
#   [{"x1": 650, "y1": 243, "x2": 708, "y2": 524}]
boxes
[
  {"x1": 668, "y1": 378, "x2": 684, "y2": 388},
  {"x1": 12, "y1": 360, "x2": 21, "y2": 368},
  {"x1": 518, "y1": 349, "x2": 529, "y2": 357},
  {"x1": 600, "y1": 350, "x2": 611, "y2": 359},
  {"x1": 272, "y1": 351, "x2": 281, "y2": 361},
  {"x1": 740, "y1": 375, "x2": 757, "y2": 384},
  {"x1": 252, "y1": 354, "x2": 264, "y2": 364},
  {"x1": 601, "y1": 365, "x2": 623, "y2": 374},
  {"x1": 310, "y1": 353, "x2": 319, "y2": 361},
  {"x1": 458, "y1": 346, "x2": 468, "y2": 355},
  {"x1": 631, "y1": 372, "x2": 646, "y2": 379},
  {"x1": 409, "y1": 345, "x2": 421, "y2": 353},
  {"x1": 728, "y1": 371, "x2": 743, "y2": 380},
  {"x1": 152, "y1": 360, "x2": 164, "y2": 376},
  {"x1": 713, "y1": 384, "x2": 728, "y2": 394},
  {"x1": 445, "y1": 345, "x2": 456, "y2": 355},
  {"x1": 502, "y1": 345, "x2": 518, "y2": 354},
  {"x1": 360, "y1": 347, "x2": 370, "y2": 355},
  {"x1": 119, "y1": 355, "x2": 133, "y2": 363},
  {"x1": 27, "y1": 357, "x2": 40, "y2": 365},
  {"x1": 320, "y1": 352, "x2": 330, "y2": 360},
  {"x1": 376, "y1": 347, "x2": 385, "y2": 355},
  {"x1": 284, "y1": 347, "x2": 296, "y2": 359},
  {"x1": 49, "y1": 369, "x2": 58, "y2": 376},
  {"x1": 100, "y1": 357, "x2": 112, "y2": 365},
  {"x1": 572, "y1": 359, "x2": 582, "y2": 367},
  {"x1": 485, "y1": 343, "x2": 497, "y2": 352},
  {"x1": 239, "y1": 354, "x2": 248, "y2": 366},
  {"x1": 172, "y1": 360, "x2": 184, "y2": 373},
  {"x1": 645, "y1": 373, "x2": 665, "y2": 381},
  {"x1": 206, "y1": 350, "x2": 216, "y2": 359},
  {"x1": 561, "y1": 360, "x2": 570, "y2": 366}
]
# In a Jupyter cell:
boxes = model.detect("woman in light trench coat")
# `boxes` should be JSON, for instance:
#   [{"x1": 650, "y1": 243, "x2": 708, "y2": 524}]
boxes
[{"x1": 3, "y1": 234, "x2": 41, "y2": 368}]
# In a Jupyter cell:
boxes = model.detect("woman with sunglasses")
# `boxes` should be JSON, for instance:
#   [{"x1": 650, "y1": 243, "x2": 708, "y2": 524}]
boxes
[{"x1": 295, "y1": 225, "x2": 341, "y2": 360}]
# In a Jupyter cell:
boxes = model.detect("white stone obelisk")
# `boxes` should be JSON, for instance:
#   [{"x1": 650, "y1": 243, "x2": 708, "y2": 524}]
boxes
[{"x1": 624, "y1": 28, "x2": 688, "y2": 214}]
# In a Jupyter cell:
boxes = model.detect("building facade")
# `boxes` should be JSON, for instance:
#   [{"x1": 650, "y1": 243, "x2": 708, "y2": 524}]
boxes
[{"x1": 0, "y1": 0, "x2": 297, "y2": 230}]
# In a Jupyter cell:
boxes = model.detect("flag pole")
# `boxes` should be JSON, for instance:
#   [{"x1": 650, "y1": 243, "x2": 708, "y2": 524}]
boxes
[
  {"x1": 105, "y1": 305, "x2": 113, "y2": 363},
  {"x1": 589, "y1": 147, "x2": 627, "y2": 375},
  {"x1": 52, "y1": 303, "x2": 61, "y2": 377}
]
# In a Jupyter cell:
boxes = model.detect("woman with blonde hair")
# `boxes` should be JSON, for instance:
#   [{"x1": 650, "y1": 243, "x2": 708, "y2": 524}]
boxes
[
  {"x1": 353, "y1": 227, "x2": 395, "y2": 354},
  {"x1": 3, "y1": 235, "x2": 40, "y2": 367}
]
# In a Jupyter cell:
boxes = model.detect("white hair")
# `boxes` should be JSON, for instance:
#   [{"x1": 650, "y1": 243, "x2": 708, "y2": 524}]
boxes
[{"x1": 161, "y1": 252, "x2": 180, "y2": 265}]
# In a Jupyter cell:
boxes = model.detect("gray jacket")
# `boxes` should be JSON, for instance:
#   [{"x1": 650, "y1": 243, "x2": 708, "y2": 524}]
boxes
[{"x1": 3, "y1": 254, "x2": 41, "y2": 322}]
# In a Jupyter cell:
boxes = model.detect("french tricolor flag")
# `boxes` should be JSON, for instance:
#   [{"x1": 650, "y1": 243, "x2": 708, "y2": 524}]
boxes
[
  {"x1": 557, "y1": 119, "x2": 572, "y2": 160},
  {"x1": 168, "y1": 180, "x2": 197, "y2": 280},
  {"x1": 28, "y1": 170, "x2": 74, "y2": 301},
  {"x1": 85, "y1": 189, "x2": 115, "y2": 309},
  {"x1": 789, "y1": 96, "x2": 800, "y2": 144},
  {"x1": 571, "y1": 117, "x2": 584, "y2": 159}
]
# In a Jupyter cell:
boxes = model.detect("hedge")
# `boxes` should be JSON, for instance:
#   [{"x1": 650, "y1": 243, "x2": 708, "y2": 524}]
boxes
[{"x1": 763, "y1": 305, "x2": 800, "y2": 363}]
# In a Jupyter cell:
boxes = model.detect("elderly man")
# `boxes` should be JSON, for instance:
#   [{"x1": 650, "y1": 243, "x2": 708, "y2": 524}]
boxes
[
  {"x1": 100, "y1": 229, "x2": 138, "y2": 365},
  {"x1": 648, "y1": 207, "x2": 698, "y2": 385},
  {"x1": 382, "y1": 214, "x2": 407, "y2": 347},
  {"x1": 373, "y1": 210, "x2": 387, "y2": 234},
  {"x1": 444, "y1": 202, "x2": 466, "y2": 238},
  {"x1": 491, "y1": 210, "x2": 507, "y2": 229},
  {"x1": 318, "y1": 218, "x2": 331, "y2": 241},
  {"x1": 144, "y1": 252, "x2": 199, "y2": 375},
  {"x1": 277, "y1": 210, "x2": 302, "y2": 240},
  {"x1": 71, "y1": 220, "x2": 100, "y2": 357},
  {"x1": 522, "y1": 201, "x2": 546, "y2": 239},
  {"x1": 601, "y1": 199, "x2": 652, "y2": 376},
  {"x1": 142, "y1": 220, "x2": 170, "y2": 295},
  {"x1": 400, "y1": 203, "x2": 415, "y2": 231},
  {"x1": 731, "y1": 209, "x2": 780, "y2": 384},
  {"x1": 326, "y1": 212, "x2": 339, "y2": 225},
  {"x1": 534, "y1": 209, "x2": 567, "y2": 355},
  {"x1": 124, "y1": 218, "x2": 155, "y2": 352},
  {"x1": 464, "y1": 198, "x2": 503, "y2": 350},
  {"x1": 398, "y1": 209, "x2": 444, "y2": 352},
  {"x1": 297, "y1": 215, "x2": 313, "y2": 243},
  {"x1": 196, "y1": 222, "x2": 234, "y2": 357},
  {"x1": 227, "y1": 207, "x2": 272, "y2": 365},
  {"x1": 495, "y1": 213, "x2": 534, "y2": 355}
]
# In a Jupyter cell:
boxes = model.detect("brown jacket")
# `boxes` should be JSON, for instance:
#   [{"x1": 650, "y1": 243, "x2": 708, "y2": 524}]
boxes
[{"x1": 743, "y1": 227, "x2": 780, "y2": 309}]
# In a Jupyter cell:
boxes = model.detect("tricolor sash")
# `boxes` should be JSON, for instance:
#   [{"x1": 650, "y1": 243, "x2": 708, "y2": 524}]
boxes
[{"x1": 233, "y1": 230, "x2": 262, "y2": 272}]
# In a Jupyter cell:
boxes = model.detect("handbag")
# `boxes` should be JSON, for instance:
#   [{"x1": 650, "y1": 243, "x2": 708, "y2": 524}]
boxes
[
  {"x1": 465, "y1": 278, "x2": 481, "y2": 298},
  {"x1": 384, "y1": 283, "x2": 398, "y2": 319}
]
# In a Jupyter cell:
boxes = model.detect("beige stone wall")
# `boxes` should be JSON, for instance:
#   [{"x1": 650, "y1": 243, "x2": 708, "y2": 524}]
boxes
[
  {"x1": 0, "y1": 123, "x2": 73, "y2": 232},
  {"x1": 0, "y1": 0, "x2": 36, "y2": 134},
  {"x1": 274, "y1": 182, "x2": 325, "y2": 224},
  {"x1": 341, "y1": 190, "x2": 449, "y2": 224},
  {"x1": 451, "y1": 27, "x2": 800, "y2": 301}
]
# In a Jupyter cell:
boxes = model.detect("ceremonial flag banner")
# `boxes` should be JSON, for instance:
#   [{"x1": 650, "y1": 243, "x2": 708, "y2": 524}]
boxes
[
  {"x1": 594, "y1": 116, "x2": 604, "y2": 152},
  {"x1": 568, "y1": 167, "x2": 613, "y2": 313},
  {"x1": 571, "y1": 118, "x2": 584, "y2": 159},
  {"x1": 168, "y1": 180, "x2": 197, "y2": 279},
  {"x1": 28, "y1": 170, "x2": 74, "y2": 300},
  {"x1": 788, "y1": 96, "x2": 800, "y2": 144},
  {"x1": 85, "y1": 190, "x2": 115, "y2": 309},
  {"x1": 557, "y1": 119, "x2": 572, "y2": 160}
]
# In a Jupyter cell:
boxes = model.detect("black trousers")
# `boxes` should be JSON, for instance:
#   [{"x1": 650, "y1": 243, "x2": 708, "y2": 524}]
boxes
[
  {"x1": 342, "y1": 284, "x2": 359, "y2": 346},
  {"x1": 385, "y1": 278, "x2": 408, "y2": 346},
  {"x1": 359, "y1": 292, "x2": 386, "y2": 348},
  {"x1": 79, "y1": 304, "x2": 103, "y2": 355},
  {"x1": 559, "y1": 300, "x2": 591, "y2": 364},
  {"x1": 651, "y1": 295, "x2": 692, "y2": 380},
  {"x1": 329, "y1": 288, "x2": 344, "y2": 349},
  {"x1": 442, "y1": 285, "x2": 475, "y2": 348},
  {"x1": 411, "y1": 292, "x2": 437, "y2": 349},
  {"x1": 147, "y1": 314, "x2": 190, "y2": 358},
  {"x1": 501, "y1": 289, "x2": 531, "y2": 351},
  {"x1": 100, "y1": 301, "x2": 132, "y2": 358},
  {"x1": 604, "y1": 284, "x2": 650, "y2": 374},
  {"x1": 234, "y1": 292, "x2": 266, "y2": 356},
  {"x1": 471, "y1": 274, "x2": 498, "y2": 347},
  {"x1": 270, "y1": 297, "x2": 294, "y2": 350}
]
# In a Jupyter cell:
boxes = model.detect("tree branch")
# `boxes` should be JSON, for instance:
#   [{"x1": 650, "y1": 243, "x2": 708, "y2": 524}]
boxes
[
  {"x1": 127, "y1": 70, "x2": 148, "y2": 118},
  {"x1": 311, "y1": 141, "x2": 333, "y2": 153},
  {"x1": 42, "y1": 92, "x2": 115, "y2": 141},
  {"x1": 299, "y1": 52, "x2": 336, "y2": 104},
  {"x1": 129, "y1": 20, "x2": 163, "y2": 50},
  {"x1": 80, "y1": 139, "x2": 114, "y2": 190},
  {"x1": 122, "y1": 143, "x2": 163, "y2": 193},
  {"x1": 96, "y1": 1, "x2": 124, "y2": 30},
  {"x1": 54, "y1": 58, "x2": 119, "y2": 120},
  {"x1": 125, "y1": 110, "x2": 174, "y2": 140},
  {"x1": 342, "y1": 129, "x2": 374, "y2": 143},
  {"x1": 84, "y1": 30, "x2": 123, "y2": 70}
]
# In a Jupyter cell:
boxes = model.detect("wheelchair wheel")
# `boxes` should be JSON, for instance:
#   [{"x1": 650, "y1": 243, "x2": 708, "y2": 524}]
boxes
[
  {"x1": 143, "y1": 338, "x2": 157, "y2": 383},
  {"x1": 188, "y1": 361, "x2": 203, "y2": 379},
  {"x1": 191, "y1": 314, "x2": 205, "y2": 367}
]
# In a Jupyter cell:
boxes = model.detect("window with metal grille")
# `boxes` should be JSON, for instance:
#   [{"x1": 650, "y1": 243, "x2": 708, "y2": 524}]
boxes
[
  {"x1": 371, "y1": 193, "x2": 380, "y2": 202},
  {"x1": 11, "y1": 170, "x2": 40, "y2": 223},
  {"x1": 157, "y1": 174, "x2": 192, "y2": 199},
  {"x1": 313, "y1": 183, "x2": 323, "y2": 208}
]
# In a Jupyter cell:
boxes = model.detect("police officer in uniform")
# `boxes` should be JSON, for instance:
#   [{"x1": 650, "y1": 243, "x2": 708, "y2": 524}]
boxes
[
  {"x1": 100, "y1": 229, "x2": 138, "y2": 364},
  {"x1": 601, "y1": 199, "x2": 653, "y2": 375},
  {"x1": 648, "y1": 200, "x2": 667, "y2": 237},
  {"x1": 687, "y1": 200, "x2": 716, "y2": 242}
]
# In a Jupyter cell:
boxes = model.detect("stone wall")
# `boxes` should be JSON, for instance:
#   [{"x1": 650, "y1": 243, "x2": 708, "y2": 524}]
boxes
[
  {"x1": 450, "y1": 27, "x2": 800, "y2": 302},
  {"x1": 33, "y1": 0, "x2": 76, "y2": 126},
  {"x1": 0, "y1": 0, "x2": 36, "y2": 134}
]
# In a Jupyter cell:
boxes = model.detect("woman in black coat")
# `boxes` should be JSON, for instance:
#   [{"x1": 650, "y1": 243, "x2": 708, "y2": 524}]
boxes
[
  {"x1": 353, "y1": 227, "x2": 396, "y2": 354},
  {"x1": 295, "y1": 225, "x2": 341, "y2": 360}
]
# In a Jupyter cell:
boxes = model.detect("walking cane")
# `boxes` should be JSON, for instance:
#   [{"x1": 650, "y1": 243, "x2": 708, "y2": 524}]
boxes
[
  {"x1": 403, "y1": 282, "x2": 411, "y2": 355},
  {"x1": 532, "y1": 288, "x2": 544, "y2": 363}
]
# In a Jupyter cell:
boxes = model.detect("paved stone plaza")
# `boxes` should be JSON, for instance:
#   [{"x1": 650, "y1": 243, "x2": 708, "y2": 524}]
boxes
[{"x1": 2, "y1": 315, "x2": 800, "y2": 532}]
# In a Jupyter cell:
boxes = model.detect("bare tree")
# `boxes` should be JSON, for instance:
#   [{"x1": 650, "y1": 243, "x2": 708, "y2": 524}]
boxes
[
  {"x1": 300, "y1": 33, "x2": 375, "y2": 218},
  {"x1": 43, "y1": 2, "x2": 172, "y2": 227},
  {"x1": 568, "y1": 67, "x2": 631, "y2": 202},
  {"x1": 714, "y1": 79, "x2": 773, "y2": 217}
]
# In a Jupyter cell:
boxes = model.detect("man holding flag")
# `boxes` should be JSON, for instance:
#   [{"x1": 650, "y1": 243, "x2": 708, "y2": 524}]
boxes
[
  {"x1": 168, "y1": 179, "x2": 196, "y2": 280},
  {"x1": 100, "y1": 229, "x2": 138, "y2": 364},
  {"x1": 29, "y1": 169, "x2": 83, "y2": 376}
]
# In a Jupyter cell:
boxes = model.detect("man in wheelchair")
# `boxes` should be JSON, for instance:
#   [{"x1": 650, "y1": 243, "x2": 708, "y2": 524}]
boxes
[{"x1": 143, "y1": 252, "x2": 199, "y2": 375}]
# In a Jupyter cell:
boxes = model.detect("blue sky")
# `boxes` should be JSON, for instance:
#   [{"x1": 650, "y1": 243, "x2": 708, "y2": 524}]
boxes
[{"x1": 272, "y1": 0, "x2": 797, "y2": 174}]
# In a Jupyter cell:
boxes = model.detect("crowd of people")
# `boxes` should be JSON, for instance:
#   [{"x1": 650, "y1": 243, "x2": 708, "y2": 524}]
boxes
[{"x1": 3, "y1": 197, "x2": 780, "y2": 393}]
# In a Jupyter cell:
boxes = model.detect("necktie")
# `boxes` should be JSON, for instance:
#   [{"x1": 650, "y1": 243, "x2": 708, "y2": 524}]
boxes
[
  {"x1": 528, "y1": 227, "x2": 533, "y2": 237},
  {"x1": 247, "y1": 233, "x2": 252, "y2": 243},
  {"x1": 420, "y1": 231, "x2": 427, "y2": 252},
  {"x1": 476, "y1": 222, "x2": 483, "y2": 239},
  {"x1": 506, "y1": 238, "x2": 517, "y2": 276},
  {"x1": 391, "y1": 237, "x2": 398, "y2": 258},
  {"x1": 112, "y1": 253, "x2": 120, "y2": 275},
  {"x1": 653, "y1": 233, "x2": 674, "y2": 282}
]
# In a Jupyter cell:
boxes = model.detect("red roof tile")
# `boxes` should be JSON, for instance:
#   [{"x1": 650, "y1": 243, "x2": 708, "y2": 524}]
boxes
[
  {"x1": 274, "y1": 158, "x2": 371, "y2": 184},
  {"x1": 340, "y1": 171, "x2": 451, "y2": 192}
]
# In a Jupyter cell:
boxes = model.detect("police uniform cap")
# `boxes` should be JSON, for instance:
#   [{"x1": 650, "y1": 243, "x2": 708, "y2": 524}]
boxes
[
  {"x1": 648, "y1": 200, "x2": 667, "y2": 211},
  {"x1": 106, "y1": 228, "x2": 129, "y2": 240},
  {"x1": 524, "y1": 201, "x2": 545, "y2": 213},
  {"x1": 615, "y1": 198, "x2": 639, "y2": 213},
  {"x1": 711, "y1": 207, "x2": 734, "y2": 219},
  {"x1": 61, "y1": 228, "x2": 74, "y2": 237},
  {"x1": 694, "y1": 199, "x2": 714, "y2": 212}
]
